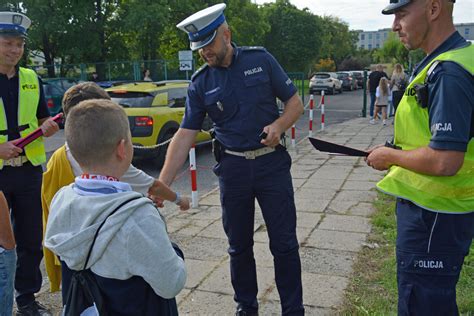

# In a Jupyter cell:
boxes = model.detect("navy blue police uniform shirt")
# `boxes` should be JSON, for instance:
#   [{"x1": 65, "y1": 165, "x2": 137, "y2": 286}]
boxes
[
  {"x1": 410, "y1": 31, "x2": 474, "y2": 152},
  {"x1": 0, "y1": 67, "x2": 50, "y2": 141},
  {"x1": 181, "y1": 45, "x2": 297, "y2": 151}
]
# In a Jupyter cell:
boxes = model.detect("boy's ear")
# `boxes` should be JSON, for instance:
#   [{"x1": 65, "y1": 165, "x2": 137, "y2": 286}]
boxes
[{"x1": 116, "y1": 139, "x2": 127, "y2": 160}]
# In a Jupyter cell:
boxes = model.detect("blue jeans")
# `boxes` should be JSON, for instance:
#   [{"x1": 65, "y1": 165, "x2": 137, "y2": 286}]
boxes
[
  {"x1": 0, "y1": 247, "x2": 17, "y2": 316},
  {"x1": 369, "y1": 91, "x2": 376, "y2": 118}
]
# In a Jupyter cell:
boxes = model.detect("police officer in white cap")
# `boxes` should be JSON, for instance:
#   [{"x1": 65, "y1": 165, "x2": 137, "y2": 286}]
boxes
[
  {"x1": 161, "y1": 3, "x2": 305, "y2": 315},
  {"x1": 0, "y1": 11, "x2": 58, "y2": 316},
  {"x1": 367, "y1": 0, "x2": 473, "y2": 315}
]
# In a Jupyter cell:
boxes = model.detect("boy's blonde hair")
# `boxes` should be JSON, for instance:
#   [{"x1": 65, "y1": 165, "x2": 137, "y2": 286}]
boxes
[
  {"x1": 65, "y1": 99, "x2": 131, "y2": 169},
  {"x1": 62, "y1": 82, "x2": 110, "y2": 117}
]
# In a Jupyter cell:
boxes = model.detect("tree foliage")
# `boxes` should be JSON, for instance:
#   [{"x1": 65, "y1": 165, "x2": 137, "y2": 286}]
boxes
[{"x1": 2, "y1": 0, "x2": 361, "y2": 75}]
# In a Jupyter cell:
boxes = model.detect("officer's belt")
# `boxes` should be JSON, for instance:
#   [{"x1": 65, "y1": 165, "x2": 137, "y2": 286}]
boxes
[
  {"x1": 0, "y1": 124, "x2": 30, "y2": 136},
  {"x1": 224, "y1": 147, "x2": 275, "y2": 159},
  {"x1": 3, "y1": 156, "x2": 29, "y2": 167}
]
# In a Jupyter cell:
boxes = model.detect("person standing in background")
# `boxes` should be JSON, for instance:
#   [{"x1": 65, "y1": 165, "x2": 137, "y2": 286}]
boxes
[
  {"x1": 367, "y1": 64, "x2": 388, "y2": 121},
  {"x1": 389, "y1": 63, "x2": 407, "y2": 116},
  {"x1": 0, "y1": 11, "x2": 59, "y2": 315}
]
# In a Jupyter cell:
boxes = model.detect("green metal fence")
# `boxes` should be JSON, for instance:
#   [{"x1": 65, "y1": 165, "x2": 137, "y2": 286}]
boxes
[
  {"x1": 30, "y1": 59, "x2": 197, "y2": 82},
  {"x1": 31, "y1": 61, "x2": 306, "y2": 107}
]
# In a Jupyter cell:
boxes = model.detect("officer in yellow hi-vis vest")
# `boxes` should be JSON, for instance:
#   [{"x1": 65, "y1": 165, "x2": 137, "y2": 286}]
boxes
[
  {"x1": 366, "y1": 0, "x2": 473, "y2": 314},
  {"x1": 0, "y1": 11, "x2": 58, "y2": 316}
]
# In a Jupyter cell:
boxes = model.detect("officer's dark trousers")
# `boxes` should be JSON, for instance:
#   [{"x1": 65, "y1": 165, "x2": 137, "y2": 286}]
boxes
[
  {"x1": 0, "y1": 163, "x2": 43, "y2": 307},
  {"x1": 214, "y1": 148, "x2": 304, "y2": 315},
  {"x1": 395, "y1": 199, "x2": 474, "y2": 316}
]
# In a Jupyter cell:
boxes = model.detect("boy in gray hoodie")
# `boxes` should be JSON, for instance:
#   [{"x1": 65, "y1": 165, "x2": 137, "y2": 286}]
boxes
[{"x1": 44, "y1": 99, "x2": 186, "y2": 315}]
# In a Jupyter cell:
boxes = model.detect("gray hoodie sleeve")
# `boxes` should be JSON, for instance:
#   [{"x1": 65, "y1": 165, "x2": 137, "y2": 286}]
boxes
[
  {"x1": 121, "y1": 165, "x2": 155, "y2": 195},
  {"x1": 126, "y1": 210, "x2": 186, "y2": 299}
]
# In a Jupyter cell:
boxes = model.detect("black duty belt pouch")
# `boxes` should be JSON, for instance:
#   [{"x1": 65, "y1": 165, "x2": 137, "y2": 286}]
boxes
[
  {"x1": 64, "y1": 196, "x2": 141, "y2": 316},
  {"x1": 212, "y1": 138, "x2": 222, "y2": 162}
]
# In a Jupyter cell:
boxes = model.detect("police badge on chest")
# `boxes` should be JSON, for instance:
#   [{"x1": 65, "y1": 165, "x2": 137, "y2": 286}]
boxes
[{"x1": 217, "y1": 101, "x2": 224, "y2": 111}]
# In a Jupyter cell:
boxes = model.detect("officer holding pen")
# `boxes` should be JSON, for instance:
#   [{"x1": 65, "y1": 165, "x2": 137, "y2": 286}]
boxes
[
  {"x1": 159, "y1": 4, "x2": 305, "y2": 315},
  {"x1": 366, "y1": 0, "x2": 473, "y2": 314},
  {"x1": 0, "y1": 11, "x2": 58, "y2": 316}
]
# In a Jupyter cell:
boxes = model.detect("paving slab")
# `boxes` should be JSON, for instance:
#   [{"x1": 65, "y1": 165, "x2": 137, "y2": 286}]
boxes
[
  {"x1": 301, "y1": 247, "x2": 355, "y2": 277},
  {"x1": 171, "y1": 235, "x2": 228, "y2": 261},
  {"x1": 318, "y1": 214, "x2": 371, "y2": 233},
  {"x1": 306, "y1": 229, "x2": 367, "y2": 252},
  {"x1": 297, "y1": 212, "x2": 323, "y2": 229},
  {"x1": 341, "y1": 180, "x2": 378, "y2": 191},
  {"x1": 295, "y1": 198, "x2": 330, "y2": 213},
  {"x1": 184, "y1": 259, "x2": 222, "y2": 289},
  {"x1": 268, "y1": 272, "x2": 348, "y2": 309},
  {"x1": 334, "y1": 189, "x2": 378, "y2": 202},
  {"x1": 178, "y1": 290, "x2": 236, "y2": 315}
]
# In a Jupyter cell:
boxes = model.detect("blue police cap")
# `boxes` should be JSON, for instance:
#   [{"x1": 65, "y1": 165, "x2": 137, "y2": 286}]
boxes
[
  {"x1": 382, "y1": 0, "x2": 456, "y2": 14},
  {"x1": 176, "y1": 3, "x2": 226, "y2": 51},
  {"x1": 0, "y1": 12, "x2": 31, "y2": 37}
]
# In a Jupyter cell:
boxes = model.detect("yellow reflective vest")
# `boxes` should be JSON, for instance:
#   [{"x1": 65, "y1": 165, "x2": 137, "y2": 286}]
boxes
[
  {"x1": 0, "y1": 67, "x2": 46, "y2": 169},
  {"x1": 377, "y1": 44, "x2": 474, "y2": 213}
]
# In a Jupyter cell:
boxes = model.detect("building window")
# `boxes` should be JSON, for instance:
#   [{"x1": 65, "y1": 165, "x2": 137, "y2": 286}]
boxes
[
  {"x1": 369, "y1": 33, "x2": 372, "y2": 39},
  {"x1": 361, "y1": 44, "x2": 365, "y2": 49},
  {"x1": 384, "y1": 33, "x2": 388, "y2": 38},
  {"x1": 368, "y1": 44, "x2": 372, "y2": 49},
  {"x1": 376, "y1": 44, "x2": 380, "y2": 48},
  {"x1": 465, "y1": 28, "x2": 470, "y2": 35},
  {"x1": 361, "y1": 34, "x2": 365, "y2": 40},
  {"x1": 376, "y1": 33, "x2": 380, "y2": 39}
]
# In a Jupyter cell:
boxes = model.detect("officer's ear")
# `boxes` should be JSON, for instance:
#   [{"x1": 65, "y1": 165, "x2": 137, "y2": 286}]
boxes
[
  {"x1": 223, "y1": 27, "x2": 232, "y2": 45},
  {"x1": 427, "y1": 0, "x2": 442, "y2": 21}
]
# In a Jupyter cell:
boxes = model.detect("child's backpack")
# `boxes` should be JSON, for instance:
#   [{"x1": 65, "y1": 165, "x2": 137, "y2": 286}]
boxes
[{"x1": 63, "y1": 196, "x2": 141, "y2": 316}]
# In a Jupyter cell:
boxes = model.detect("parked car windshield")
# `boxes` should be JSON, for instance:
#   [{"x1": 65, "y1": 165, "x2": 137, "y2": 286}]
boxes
[
  {"x1": 314, "y1": 73, "x2": 330, "y2": 79},
  {"x1": 42, "y1": 83, "x2": 62, "y2": 96},
  {"x1": 109, "y1": 92, "x2": 155, "y2": 108}
]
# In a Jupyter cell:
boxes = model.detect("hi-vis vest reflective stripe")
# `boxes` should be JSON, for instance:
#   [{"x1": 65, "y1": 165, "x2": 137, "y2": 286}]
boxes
[
  {"x1": 377, "y1": 44, "x2": 474, "y2": 213},
  {"x1": 0, "y1": 67, "x2": 46, "y2": 169}
]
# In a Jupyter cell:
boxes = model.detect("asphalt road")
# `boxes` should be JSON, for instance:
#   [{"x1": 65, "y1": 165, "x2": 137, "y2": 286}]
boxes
[
  {"x1": 132, "y1": 89, "x2": 366, "y2": 207},
  {"x1": 44, "y1": 89, "x2": 365, "y2": 214}
]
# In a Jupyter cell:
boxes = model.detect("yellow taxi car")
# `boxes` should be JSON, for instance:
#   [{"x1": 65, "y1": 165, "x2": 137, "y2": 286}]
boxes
[{"x1": 106, "y1": 80, "x2": 212, "y2": 167}]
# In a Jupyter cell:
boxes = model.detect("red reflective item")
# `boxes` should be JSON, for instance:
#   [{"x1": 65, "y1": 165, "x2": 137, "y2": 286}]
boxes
[
  {"x1": 47, "y1": 98, "x2": 54, "y2": 108},
  {"x1": 13, "y1": 113, "x2": 63, "y2": 149},
  {"x1": 135, "y1": 116, "x2": 153, "y2": 127}
]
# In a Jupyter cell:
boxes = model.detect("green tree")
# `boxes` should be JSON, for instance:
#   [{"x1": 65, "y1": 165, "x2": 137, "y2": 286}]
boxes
[
  {"x1": 261, "y1": 0, "x2": 323, "y2": 72},
  {"x1": 373, "y1": 32, "x2": 409, "y2": 67},
  {"x1": 225, "y1": 0, "x2": 269, "y2": 46},
  {"x1": 318, "y1": 16, "x2": 357, "y2": 68}
]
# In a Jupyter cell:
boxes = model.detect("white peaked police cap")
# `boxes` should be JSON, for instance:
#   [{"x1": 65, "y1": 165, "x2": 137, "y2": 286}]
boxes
[
  {"x1": 382, "y1": 0, "x2": 455, "y2": 14},
  {"x1": 0, "y1": 12, "x2": 31, "y2": 37},
  {"x1": 176, "y1": 3, "x2": 227, "y2": 51}
]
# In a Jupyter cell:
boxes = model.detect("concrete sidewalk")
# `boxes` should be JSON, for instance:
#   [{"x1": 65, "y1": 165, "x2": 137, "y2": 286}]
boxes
[{"x1": 37, "y1": 117, "x2": 393, "y2": 315}]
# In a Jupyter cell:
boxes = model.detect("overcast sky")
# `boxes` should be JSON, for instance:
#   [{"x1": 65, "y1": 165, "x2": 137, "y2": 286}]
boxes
[{"x1": 255, "y1": 0, "x2": 474, "y2": 30}]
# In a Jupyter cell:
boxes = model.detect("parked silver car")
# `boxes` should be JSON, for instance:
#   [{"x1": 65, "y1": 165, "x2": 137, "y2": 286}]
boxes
[
  {"x1": 309, "y1": 72, "x2": 343, "y2": 95},
  {"x1": 336, "y1": 72, "x2": 358, "y2": 91}
]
